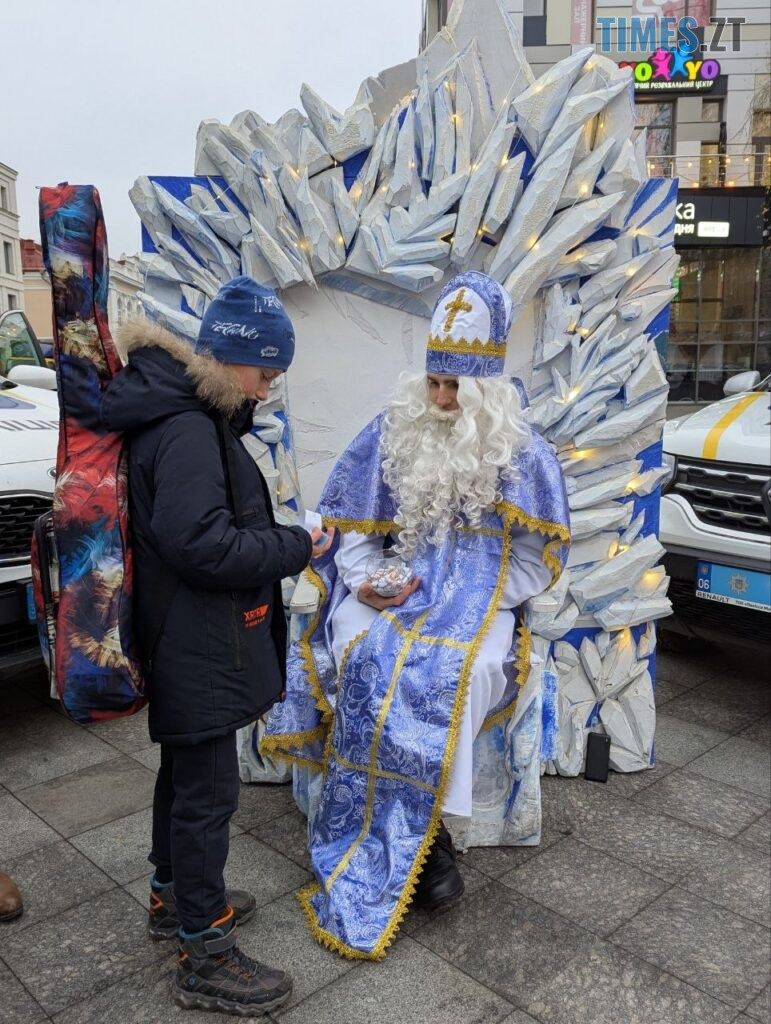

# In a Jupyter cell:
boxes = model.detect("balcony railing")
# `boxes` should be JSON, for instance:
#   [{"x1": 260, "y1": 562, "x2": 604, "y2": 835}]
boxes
[{"x1": 645, "y1": 148, "x2": 770, "y2": 189}]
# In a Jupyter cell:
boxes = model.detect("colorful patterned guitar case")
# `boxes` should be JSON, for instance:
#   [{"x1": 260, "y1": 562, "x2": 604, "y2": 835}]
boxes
[{"x1": 31, "y1": 184, "x2": 145, "y2": 723}]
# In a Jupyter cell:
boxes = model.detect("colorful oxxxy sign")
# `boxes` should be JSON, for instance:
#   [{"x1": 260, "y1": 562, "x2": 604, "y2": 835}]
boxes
[{"x1": 619, "y1": 46, "x2": 721, "y2": 92}]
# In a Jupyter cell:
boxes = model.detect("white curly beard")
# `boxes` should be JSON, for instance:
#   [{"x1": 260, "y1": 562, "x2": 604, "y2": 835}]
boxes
[{"x1": 381, "y1": 373, "x2": 530, "y2": 557}]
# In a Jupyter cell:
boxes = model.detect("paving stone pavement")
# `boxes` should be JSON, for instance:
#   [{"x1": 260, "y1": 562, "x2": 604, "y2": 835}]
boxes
[{"x1": 0, "y1": 645, "x2": 768, "y2": 1024}]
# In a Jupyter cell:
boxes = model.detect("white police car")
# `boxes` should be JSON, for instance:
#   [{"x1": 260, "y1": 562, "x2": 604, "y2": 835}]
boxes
[
  {"x1": 0, "y1": 310, "x2": 58, "y2": 677},
  {"x1": 660, "y1": 370, "x2": 771, "y2": 649}
]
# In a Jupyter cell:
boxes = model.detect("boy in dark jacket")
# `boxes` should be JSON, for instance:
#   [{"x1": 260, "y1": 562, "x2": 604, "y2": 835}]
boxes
[{"x1": 102, "y1": 277, "x2": 327, "y2": 1016}]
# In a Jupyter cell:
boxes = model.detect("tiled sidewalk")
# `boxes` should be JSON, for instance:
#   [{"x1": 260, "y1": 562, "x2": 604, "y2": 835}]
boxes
[{"x1": 1, "y1": 645, "x2": 769, "y2": 1024}]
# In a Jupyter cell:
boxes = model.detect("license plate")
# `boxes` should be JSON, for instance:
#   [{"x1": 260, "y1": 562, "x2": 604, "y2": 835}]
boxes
[
  {"x1": 25, "y1": 582, "x2": 36, "y2": 623},
  {"x1": 696, "y1": 562, "x2": 771, "y2": 613}
]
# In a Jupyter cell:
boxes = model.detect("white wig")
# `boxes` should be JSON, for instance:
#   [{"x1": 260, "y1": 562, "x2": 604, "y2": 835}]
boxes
[{"x1": 381, "y1": 373, "x2": 530, "y2": 557}]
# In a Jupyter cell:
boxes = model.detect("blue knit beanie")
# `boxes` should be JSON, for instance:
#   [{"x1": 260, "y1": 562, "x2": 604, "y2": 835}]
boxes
[{"x1": 196, "y1": 276, "x2": 295, "y2": 371}]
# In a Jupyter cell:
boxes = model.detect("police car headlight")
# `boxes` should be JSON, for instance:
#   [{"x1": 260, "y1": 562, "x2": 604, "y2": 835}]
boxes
[{"x1": 661, "y1": 452, "x2": 678, "y2": 493}]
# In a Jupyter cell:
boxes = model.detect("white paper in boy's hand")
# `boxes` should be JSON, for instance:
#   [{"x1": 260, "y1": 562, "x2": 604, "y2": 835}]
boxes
[{"x1": 298, "y1": 509, "x2": 323, "y2": 535}]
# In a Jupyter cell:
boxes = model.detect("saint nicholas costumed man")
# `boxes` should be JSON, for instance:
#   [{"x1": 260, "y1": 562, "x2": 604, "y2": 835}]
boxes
[{"x1": 263, "y1": 271, "x2": 570, "y2": 959}]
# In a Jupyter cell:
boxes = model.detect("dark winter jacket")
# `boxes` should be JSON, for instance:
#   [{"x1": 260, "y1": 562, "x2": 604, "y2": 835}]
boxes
[{"x1": 101, "y1": 322, "x2": 312, "y2": 745}]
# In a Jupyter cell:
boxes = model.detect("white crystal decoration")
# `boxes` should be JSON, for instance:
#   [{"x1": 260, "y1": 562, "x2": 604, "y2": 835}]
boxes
[{"x1": 131, "y1": 0, "x2": 679, "y2": 804}]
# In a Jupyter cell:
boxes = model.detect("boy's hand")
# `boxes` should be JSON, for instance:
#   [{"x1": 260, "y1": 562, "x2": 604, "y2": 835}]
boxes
[
  {"x1": 310, "y1": 527, "x2": 335, "y2": 558},
  {"x1": 357, "y1": 576, "x2": 421, "y2": 611}
]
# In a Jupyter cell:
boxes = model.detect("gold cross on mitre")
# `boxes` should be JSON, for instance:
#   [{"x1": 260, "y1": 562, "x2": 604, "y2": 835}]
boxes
[{"x1": 442, "y1": 288, "x2": 473, "y2": 334}]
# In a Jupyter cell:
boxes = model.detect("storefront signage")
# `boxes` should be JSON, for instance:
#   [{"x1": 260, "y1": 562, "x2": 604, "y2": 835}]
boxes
[
  {"x1": 619, "y1": 48, "x2": 721, "y2": 92},
  {"x1": 675, "y1": 203, "x2": 730, "y2": 238},
  {"x1": 674, "y1": 190, "x2": 765, "y2": 247},
  {"x1": 697, "y1": 221, "x2": 730, "y2": 238}
]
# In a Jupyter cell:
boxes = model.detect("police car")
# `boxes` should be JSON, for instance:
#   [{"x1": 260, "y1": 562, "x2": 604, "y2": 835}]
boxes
[
  {"x1": 0, "y1": 310, "x2": 58, "y2": 677},
  {"x1": 661, "y1": 371, "x2": 771, "y2": 649}
]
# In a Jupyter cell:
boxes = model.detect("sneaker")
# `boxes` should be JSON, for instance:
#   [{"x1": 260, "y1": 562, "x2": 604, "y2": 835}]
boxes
[
  {"x1": 413, "y1": 821, "x2": 464, "y2": 913},
  {"x1": 174, "y1": 908, "x2": 292, "y2": 1016},
  {"x1": 149, "y1": 879, "x2": 257, "y2": 941}
]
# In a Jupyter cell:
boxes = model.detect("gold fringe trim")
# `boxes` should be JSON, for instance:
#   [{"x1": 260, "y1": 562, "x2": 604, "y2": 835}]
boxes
[
  {"x1": 296, "y1": 568, "x2": 334, "y2": 719},
  {"x1": 495, "y1": 500, "x2": 571, "y2": 547},
  {"x1": 259, "y1": 725, "x2": 327, "y2": 775},
  {"x1": 297, "y1": 883, "x2": 382, "y2": 960},
  {"x1": 426, "y1": 334, "x2": 508, "y2": 358},
  {"x1": 322, "y1": 516, "x2": 395, "y2": 536},
  {"x1": 259, "y1": 725, "x2": 326, "y2": 756},
  {"x1": 321, "y1": 627, "x2": 370, "y2": 779},
  {"x1": 481, "y1": 622, "x2": 531, "y2": 732},
  {"x1": 543, "y1": 539, "x2": 565, "y2": 585}
]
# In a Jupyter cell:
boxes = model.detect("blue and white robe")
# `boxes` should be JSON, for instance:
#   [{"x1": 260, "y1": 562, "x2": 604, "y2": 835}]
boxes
[{"x1": 263, "y1": 414, "x2": 570, "y2": 959}]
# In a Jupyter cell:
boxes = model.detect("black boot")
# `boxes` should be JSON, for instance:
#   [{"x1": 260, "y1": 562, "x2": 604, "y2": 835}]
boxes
[
  {"x1": 148, "y1": 878, "x2": 257, "y2": 940},
  {"x1": 174, "y1": 908, "x2": 292, "y2": 1016},
  {"x1": 414, "y1": 821, "x2": 464, "y2": 912}
]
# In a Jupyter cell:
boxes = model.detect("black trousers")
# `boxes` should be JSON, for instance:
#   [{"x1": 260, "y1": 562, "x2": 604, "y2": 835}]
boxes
[{"x1": 149, "y1": 732, "x2": 240, "y2": 933}]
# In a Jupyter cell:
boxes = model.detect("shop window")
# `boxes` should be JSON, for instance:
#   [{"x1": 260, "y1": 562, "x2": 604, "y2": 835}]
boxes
[
  {"x1": 750, "y1": 106, "x2": 770, "y2": 187},
  {"x1": 700, "y1": 143, "x2": 721, "y2": 187},
  {"x1": 702, "y1": 100, "x2": 723, "y2": 124},
  {"x1": 673, "y1": 254, "x2": 700, "y2": 304},
  {"x1": 697, "y1": 342, "x2": 755, "y2": 402},
  {"x1": 667, "y1": 342, "x2": 698, "y2": 402},
  {"x1": 666, "y1": 247, "x2": 767, "y2": 402},
  {"x1": 523, "y1": 0, "x2": 546, "y2": 45},
  {"x1": 757, "y1": 341, "x2": 771, "y2": 381},
  {"x1": 635, "y1": 101, "x2": 674, "y2": 177},
  {"x1": 759, "y1": 250, "x2": 771, "y2": 322}
]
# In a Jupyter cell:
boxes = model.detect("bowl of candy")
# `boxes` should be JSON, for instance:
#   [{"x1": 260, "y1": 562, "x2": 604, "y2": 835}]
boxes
[{"x1": 365, "y1": 550, "x2": 413, "y2": 598}]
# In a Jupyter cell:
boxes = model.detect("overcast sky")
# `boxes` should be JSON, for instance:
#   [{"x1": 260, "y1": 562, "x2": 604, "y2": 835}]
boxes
[{"x1": 4, "y1": 0, "x2": 422, "y2": 256}]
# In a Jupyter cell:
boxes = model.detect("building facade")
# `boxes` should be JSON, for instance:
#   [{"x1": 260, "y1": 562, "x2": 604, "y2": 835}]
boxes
[
  {"x1": 20, "y1": 238, "x2": 51, "y2": 342},
  {"x1": 0, "y1": 163, "x2": 25, "y2": 314},
  {"x1": 420, "y1": 0, "x2": 770, "y2": 404},
  {"x1": 21, "y1": 242, "x2": 145, "y2": 346}
]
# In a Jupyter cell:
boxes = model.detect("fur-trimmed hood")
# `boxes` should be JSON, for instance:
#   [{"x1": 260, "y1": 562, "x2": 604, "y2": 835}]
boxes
[{"x1": 102, "y1": 319, "x2": 252, "y2": 435}]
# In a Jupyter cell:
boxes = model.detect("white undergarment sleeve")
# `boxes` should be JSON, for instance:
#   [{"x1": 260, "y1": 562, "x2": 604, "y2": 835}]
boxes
[
  {"x1": 334, "y1": 531, "x2": 385, "y2": 595},
  {"x1": 328, "y1": 526, "x2": 552, "y2": 818},
  {"x1": 501, "y1": 527, "x2": 553, "y2": 609}
]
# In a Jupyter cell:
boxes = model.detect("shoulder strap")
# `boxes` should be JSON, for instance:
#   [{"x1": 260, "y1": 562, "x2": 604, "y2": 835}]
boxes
[{"x1": 214, "y1": 413, "x2": 246, "y2": 528}]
